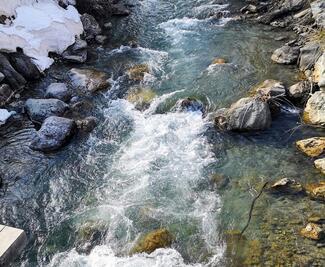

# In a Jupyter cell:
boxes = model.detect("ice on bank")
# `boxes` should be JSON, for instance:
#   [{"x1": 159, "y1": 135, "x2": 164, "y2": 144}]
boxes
[{"x1": 0, "y1": 0, "x2": 83, "y2": 70}]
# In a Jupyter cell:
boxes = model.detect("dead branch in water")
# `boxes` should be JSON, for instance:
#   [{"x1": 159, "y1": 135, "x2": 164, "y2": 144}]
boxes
[{"x1": 240, "y1": 181, "x2": 269, "y2": 236}]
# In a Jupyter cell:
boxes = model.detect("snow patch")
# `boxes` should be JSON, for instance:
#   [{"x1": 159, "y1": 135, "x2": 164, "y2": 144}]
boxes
[{"x1": 0, "y1": 0, "x2": 83, "y2": 70}]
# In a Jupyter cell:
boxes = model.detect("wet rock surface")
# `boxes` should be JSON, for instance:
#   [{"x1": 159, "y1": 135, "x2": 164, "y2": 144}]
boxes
[
  {"x1": 25, "y1": 98, "x2": 69, "y2": 123},
  {"x1": 305, "y1": 182, "x2": 325, "y2": 201},
  {"x1": 30, "y1": 116, "x2": 76, "y2": 152},
  {"x1": 271, "y1": 45, "x2": 300, "y2": 65},
  {"x1": 45, "y1": 83, "x2": 71, "y2": 102},
  {"x1": 296, "y1": 137, "x2": 325, "y2": 158}
]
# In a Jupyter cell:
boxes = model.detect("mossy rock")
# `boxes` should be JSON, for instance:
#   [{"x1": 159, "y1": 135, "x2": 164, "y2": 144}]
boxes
[
  {"x1": 131, "y1": 228, "x2": 174, "y2": 254},
  {"x1": 127, "y1": 87, "x2": 156, "y2": 110},
  {"x1": 128, "y1": 64, "x2": 150, "y2": 81}
]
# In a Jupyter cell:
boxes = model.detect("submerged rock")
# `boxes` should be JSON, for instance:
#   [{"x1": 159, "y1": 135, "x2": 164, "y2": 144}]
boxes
[
  {"x1": 211, "y1": 58, "x2": 227, "y2": 65},
  {"x1": 296, "y1": 137, "x2": 325, "y2": 158},
  {"x1": 30, "y1": 116, "x2": 76, "y2": 152},
  {"x1": 269, "y1": 178, "x2": 305, "y2": 195},
  {"x1": 45, "y1": 83, "x2": 71, "y2": 102},
  {"x1": 250, "y1": 79, "x2": 286, "y2": 99},
  {"x1": 127, "y1": 87, "x2": 156, "y2": 110},
  {"x1": 131, "y1": 229, "x2": 173, "y2": 254},
  {"x1": 271, "y1": 45, "x2": 300, "y2": 65},
  {"x1": 215, "y1": 97, "x2": 272, "y2": 131},
  {"x1": 300, "y1": 223, "x2": 325, "y2": 241},
  {"x1": 69, "y1": 68, "x2": 110, "y2": 94},
  {"x1": 305, "y1": 181, "x2": 325, "y2": 201},
  {"x1": 127, "y1": 64, "x2": 150, "y2": 81},
  {"x1": 25, "y1": 98, "x2": 69, "y2": 123},
  {"x1": 314, "y1": 159, "x2": 325, "y2": 175},
  {"x1": 174, "y1": 98, "x2": 205, "y2": 113},
  {"x1": 303, "y1": 91, "x2": 325, "y2": 126}
]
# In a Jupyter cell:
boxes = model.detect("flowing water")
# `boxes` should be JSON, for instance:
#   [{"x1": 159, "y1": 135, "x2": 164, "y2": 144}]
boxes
[{"x1": 1, "y1": 0, "x2": 324, "y2": 266}]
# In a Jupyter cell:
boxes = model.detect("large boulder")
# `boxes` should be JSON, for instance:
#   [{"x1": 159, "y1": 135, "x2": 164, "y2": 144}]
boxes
[
  {"x1": 271, "y1": 45, "x2": 300, "y2": 65},
  {"x1": 215, "y1": 97, "x2": 272, "y2": 131},
  {"x1": 7, "y1": 52, "x2": 41, "y2": 80},
  {"x1": 314, "y1": 159, "x2": 325, "y2": 175},
  {"x1": 173, "y1": 98, "x2": 205, "y2": 113},
  {"x1": 298, "y1": 43, "x2": 322, "y2": 72},
  {"x1": 311, "y1": 0, "x2": 325, "y2": 28},
  {"x1": 30, "y1": 116, "x2": 76, "y2": 152},
  {"x1": 131, "y1": 229, "x2": 173, "y2": 255},
  {"x1": 69, "y1": 68, "x2": 110, "y2": 94},
  {"x1": 25, "y1": 99, "x2": 69, "y2": 123},
  {"x1": 45, "y1": 83, "x2": 71, "y2": 102},
  {"x1": 303, "y1": 91, "x2": 325, "y2": 126},
  {"x1": 0, "y1": 53, "x2": 26, "y2": 89},
  {"x1": 296, "y1": 137, "x2": 325, "y2": 157}
]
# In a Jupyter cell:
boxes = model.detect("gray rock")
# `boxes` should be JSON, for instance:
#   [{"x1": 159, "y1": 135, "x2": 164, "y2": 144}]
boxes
[
  {"x1": 311, "y1": 0, "x2": 325, "y2": 28},
  {"x1": 69, "y1": 68, "x2": 110, "y2": 94},
  {"x1": 62, "y1": 52, "x2": 87, "y2": 63},
  {"x1": 76, "y1": 116, "x2": 97, "y2": 132},
  {"x1": 0, "y1": 71, "x2": 4, "y2": 82},
  {"x1": 288, "y1": 81, "x2": 311, "y2": 99},
  {"x1": 72, "y1": 38, "x2": 88, "y2": 51},
  {"x1": 299, "y1": 43, "x2": 322, "y2": 71},
  {"x1": 215, "y1": 97, "x2": 272, "y2": 131},
  {"x1": 0, "y1": 53, "x2": 26, "y2": 90},
  {"x1": 45, "y1": 83, "x2": 71, "y2": 102},
  {"x1": 103, "y1": 22, "x2": 112, "y2": 29},
  {"x1": 25, "y1": 99, "x2": 69, "y2": 123},
  {"x1": 252, "y1": 79, "x2": 286, "y2": 98},
  {"x1": 8, "y1": 52, "x2": 41, "y2": 80},
  {"x1": 271, "y1": 45, "x2": 300, "y2": 64},
  {"x1": 30, "y1": 116, "x2": 76, "y2": 152},
  {"x1": 81, "y1": 14, "x2": 101, "y2": 40},
  {"x1": 95, "y1": 35, "x2": 107, "y2": 44},
  {"x1": 0, "y1": 84, "x2": 12, "y2": 105}
]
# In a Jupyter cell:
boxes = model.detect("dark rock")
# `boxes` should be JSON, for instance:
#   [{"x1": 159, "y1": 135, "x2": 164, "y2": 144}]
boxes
[
  {"x1": 45, "y1": 83, "x2": 71, "y2": 102},
  {"x1": 76, "y1": 116, "x2": 97, "y2": 132},
  {"x1": 25, "y1": 99, "x2": 69, "y2": 123},
  {"x1": 62, "y1": 38, "x2": 88, "y2": 63},
  {"x1": 0, "y1": 53, "x2": 26, "y2": 90},
  {"x1": 173, "y1": 98, "x2": 205, "y2": 113},
  {"x1": 299, "y1": 43, "x2": 322, "y2": 72},
  {"x1": 95, "y1": 35, "x2": 107, "y2": 44},
  {"x1": 215, "y1": 97, "x2": 272, "y2": 131},
  {"x1": 0, "y1": 84, "x2": 13, "y2": 105},
  {"x1": 8, "y1": 52, "x2": 41, "y2": 80},
  {"x1": 271, "y1": 45, "x2": 300, "y2": 65},
  {"x1": 112, "y1": 4, "x2": 131, "y2": 16},
  {"x1": 311, "y1": 0, "x2": 325, "y2": 28},
  {"x1": 76, "y1": 0, "x2": 113, "y2": 20},
  {"x1": 30, "y1": 116, "x2": 76, "y2": 152},
  {"x1": 80, "y1": 14, "x2": 101, "y2": 40}
]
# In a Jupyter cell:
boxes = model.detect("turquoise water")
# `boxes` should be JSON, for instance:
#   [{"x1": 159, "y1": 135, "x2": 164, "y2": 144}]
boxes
[{"x1": 0, "y1": 0, "x2": 323, "y2": 266}]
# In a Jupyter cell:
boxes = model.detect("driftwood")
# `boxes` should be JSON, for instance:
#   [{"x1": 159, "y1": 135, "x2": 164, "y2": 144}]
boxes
[{"x1": 240, "y1": 181, "x2": 269, "y2": 236}]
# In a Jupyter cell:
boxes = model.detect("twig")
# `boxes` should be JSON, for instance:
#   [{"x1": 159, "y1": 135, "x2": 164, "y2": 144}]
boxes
[{"x1": 240, "y1": 181, "x2": 269, "y2": 236}]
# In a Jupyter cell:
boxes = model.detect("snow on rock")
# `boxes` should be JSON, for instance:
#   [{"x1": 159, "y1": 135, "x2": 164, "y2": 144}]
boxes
[
  {"x1": 0, "y1": 0, "x2": 83, "y2": 71},
  {"x1": 0, "y1": 109, "x2": 14, "y2": 125}
]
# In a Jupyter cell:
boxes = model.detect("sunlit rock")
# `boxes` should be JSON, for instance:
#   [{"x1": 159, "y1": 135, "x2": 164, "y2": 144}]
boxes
[
  {"x1": 127, "y1": 64, "x2": 150, "y2": 81},
  {"x1": 303, "y1": 91, "x2": 325, "y2": 126},
  {"x1": 305, "y1": 181, "x2": 325, "y2": 201},
  {"x1": 131, "y1": 229, "x2": 174, "y2": 254},
  {"x1": 296, "y1": 137, "x2": 325, "y2": 158},
  {"x1": 269, "y1": 178, "x2": 305, "y2": 195},
  {"x1": 271, "y1": 45, "x2": 300, "y2": 65},
  {"x1": 300, "y1": 223, "x2": 325, "y2": 241},
  {"x1": 314, "y1": 158, "x2": 325, "y2": 175}
]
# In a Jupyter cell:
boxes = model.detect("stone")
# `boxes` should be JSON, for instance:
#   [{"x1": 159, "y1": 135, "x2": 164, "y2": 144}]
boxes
[
  {"x1": 0, "y1": 225, "x2": 27, "y2": 266},
  {"x1": 30, "y1": 116, "x2": 76, "y2": 152},
  {"x1": 269, "y1": 178, "x2": 305, "y2": 195},
  {"x1": 173, "y1": 98, "x2": 205, "y2": 113},
  {"x1": 311, "y1": 0, "x2": 325, "y2": 28},
  {"x1": 215, "y1": 97, "x2": 272, "y2": 131},
  {"x1": 299, "y1": 43, "x2": 322, "y2": 72},
  {"x1": 313, "y1": 53, "x2": 325, "y2": 90},
  {"x1": 0, "y1": 53, "x2": 26, "y2": 90},
  {"x1": 303, "y1": 91, "x2": 325, "y2": 126},
  {"x1": 241, "y1": 4, "x2": 258, "y2": 14},
  {"x1": 69, "y1": 68, "x2": 110, "y2": 94},
  {"x1": 62, "y1": 51, "x2": 87, "y2": 64},
  {"x1": 271, "y1": 45, "x2": 300, "y2": 65},
  {"x1": 0, "y1": 72, "x2": 4, "y2": 82},
  {"x1": 45, "y1": 83, "x2": 71, "y2": 102},
  {"x1": 212, "y1": 58, "x2": 227, "y2": 65},
  {"x1": 7, "y1": 52, "x2": 41, "y2": 80},
  {"x1": 103, "y1": 22, "x2": 112, "y2": 29},
  {"x1": 288, "y1": 81, "x2": 311, "y2": 100},
  {"x1": 306, "y1": 181, "x2": 325, "y2": 200},
  {"x1": 127, "y1": 87, "x2": 156, "y2": 110},
  {"x1": 72, "y1": 38, "x2": 88, "y2": 51},
  {"x1": 0, "y1": 84, "x2": 12, "y2": 105},
  {"x1": 314, "y1": 159, "x2": 325, "y2": 175},
  {"x1": 250, "y1": 79, "x2": 286, "y2": 99},
  {"x1": 131, "y1": 229, "x2": 173, "y2": 254},
  {"x1": 0, "y1": 109, "x2": 14, "y2": 126},
  {"x1": 95, "y1": 35, "x2": 107, "y2": 44},
  {"x1": 80, "y1": 13, "x2": 101, "y2": 40},
  {"x1": 127, "y1": 64, "x2": 150, "y2": 81},
  {"x1": 76, "y1": 116, "x2": 97, "y2": 132},
  {"x1": 296, "y1": 137, "x2": 325, "y2": 158},
  {"x1": 300, "y1": 223, "x2": 325, "y2": 241},
  {"x1": 25, "y1": 99, "x2": 69, "y2": 123}
]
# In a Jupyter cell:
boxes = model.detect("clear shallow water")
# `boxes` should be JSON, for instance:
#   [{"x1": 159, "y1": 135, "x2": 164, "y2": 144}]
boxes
[{"x1": 1, "y1": 0, "x2": 324, "y2": 266}]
